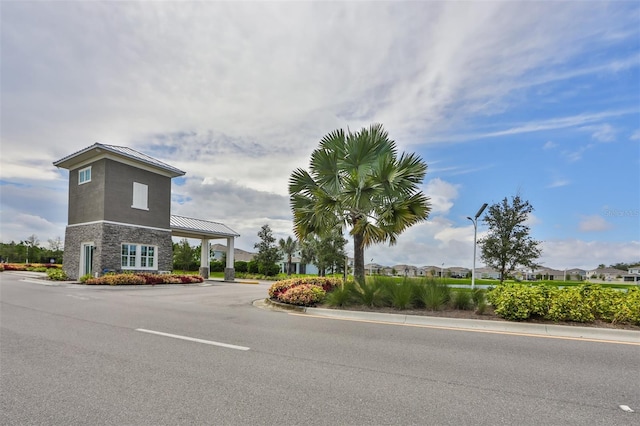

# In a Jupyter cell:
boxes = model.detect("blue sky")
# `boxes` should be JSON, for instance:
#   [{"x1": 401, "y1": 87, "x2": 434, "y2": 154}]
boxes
[{"x1": 1, "y1": 1, "x2": 638, "y2": 270}]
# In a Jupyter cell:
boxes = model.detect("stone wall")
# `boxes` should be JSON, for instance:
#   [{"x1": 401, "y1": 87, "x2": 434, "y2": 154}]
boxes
[{"x1": 63, "y1": 222, "x2": 172, "y2": 280}]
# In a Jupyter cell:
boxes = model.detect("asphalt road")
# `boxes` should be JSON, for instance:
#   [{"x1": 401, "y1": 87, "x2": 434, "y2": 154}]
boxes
[{"x1": 1, "y1": 273, "x2": 638, "y2": 425}]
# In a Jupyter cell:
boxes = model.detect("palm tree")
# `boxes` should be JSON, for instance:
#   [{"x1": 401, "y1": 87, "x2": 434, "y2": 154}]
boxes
[
  {"x1": 278, "y1": 236, "x2": 297, "y2": 275},
  {"x1": 289, "y1": 123, "x2": 431, "y2": 284}
]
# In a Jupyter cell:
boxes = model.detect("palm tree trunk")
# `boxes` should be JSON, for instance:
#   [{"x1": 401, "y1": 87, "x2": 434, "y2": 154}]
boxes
[{"x1": 353, "y1": 231, "x2": 365, "y2": 284}]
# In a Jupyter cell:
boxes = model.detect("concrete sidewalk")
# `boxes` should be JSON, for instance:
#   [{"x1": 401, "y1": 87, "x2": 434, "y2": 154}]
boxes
[{"x1": 260, "y1": 299, "x2": 640, "y2": 344}]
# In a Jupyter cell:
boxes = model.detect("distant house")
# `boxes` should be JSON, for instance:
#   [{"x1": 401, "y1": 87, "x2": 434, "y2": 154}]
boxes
[
  {"x1": 278, "y1": 250, "x2": 319, "y2": 275},
  {"x1": 586, "y1": 267, "x2": 627, "y2": 281},
  {"x1": 448, "y1": 267, "x2": 470, "y2": 278},
  {"x1": 211, "y1": 244, "x2": 255, "y2": 262},
  {"x1": 392, "y1": 264, "x2": 418, "y2": 277},
  {"x1": 537, "y1": 268, "x2": 566, "y2": 281},
  {"x1": 54, "y1": 143, "x2": 239, "y2": 280},
  {"x1": 565, "y1": 268, "x2": 587, "y2": 281},
  {"x1": 475, "y1": 267, "x2": 501, "y2": 280}
]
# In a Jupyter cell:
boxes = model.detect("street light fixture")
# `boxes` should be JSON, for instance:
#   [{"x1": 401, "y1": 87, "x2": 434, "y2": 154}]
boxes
[{"x1": 467, "y1": 203, "x2": 488, "y2": 290}]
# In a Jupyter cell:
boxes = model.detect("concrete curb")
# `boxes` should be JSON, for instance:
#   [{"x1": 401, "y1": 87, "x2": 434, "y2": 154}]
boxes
[{"x1": 301, "y1": 307, "x2": 640, "y2": 344}]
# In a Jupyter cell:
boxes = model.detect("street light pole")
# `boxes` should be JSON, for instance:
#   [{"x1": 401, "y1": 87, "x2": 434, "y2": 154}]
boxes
[{"x1": 467, "y1": 203, "x2": 488, "y2": 290}]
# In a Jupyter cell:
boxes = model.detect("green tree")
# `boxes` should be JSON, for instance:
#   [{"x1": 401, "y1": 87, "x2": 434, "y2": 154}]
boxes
[
  {"x1": 479, "y1": 195, "x2": 542, "y2": 284},
  {"x1": 173, "y1": 238, "x2": 198, "y2": 271},
  {"x1": 299, "y1": 230, "x2": 347, "y2": 276},
  {"x1": 289, "y1": 124, "x2": 430, "y2": 284},
  {"x1": 254, "y1": 224, "x2": 280, "y2": 276},
  {"x1": 278, "y1": 236, "x2": 298, "y2": 275}
]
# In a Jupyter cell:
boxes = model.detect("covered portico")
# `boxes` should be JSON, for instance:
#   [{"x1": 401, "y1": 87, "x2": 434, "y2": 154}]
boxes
[{"x1": 170, "y1": 215, "x2": 240, "y2": 281}]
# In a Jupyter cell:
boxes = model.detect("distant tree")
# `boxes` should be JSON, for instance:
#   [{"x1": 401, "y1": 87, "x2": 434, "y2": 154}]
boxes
[
  {"x1": 278, "y1": 236, "x2": 297, "y2": 275},
  {"x1": 173, "y1": 238, "x2": 198, "y2": 271},
  {"x1": 479, "y1": 195, "x2": 542, "y2": 285},
  {"x1": 298, "y1": 230, "x2": 347, "y2": 276},
  {"x1": 610, "y1": 262, "x2": 640, "y2": 271},
  {"x1": 597, "y1": 263, "x2": 606, "y2": 269},
  {"x1": 23, "y1": 234, "x2": 40, "y2": 263},
  {"x1": 254, "y1": 224, "x2": 280, "y2": 276},
  {"x1": 289, "y1": 123, "x2": 430, "y2": 284}
]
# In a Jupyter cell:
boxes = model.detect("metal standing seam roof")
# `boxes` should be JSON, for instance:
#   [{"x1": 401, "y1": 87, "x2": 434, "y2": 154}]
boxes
[
  {"x1": 53, "y1": 143, "x2": 185, "y2": 177},
  {"x1": 170, "y1": 215, "x2": 240, "y2": 237}
]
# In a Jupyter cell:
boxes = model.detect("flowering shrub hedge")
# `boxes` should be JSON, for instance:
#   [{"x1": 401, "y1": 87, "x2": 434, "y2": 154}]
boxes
[
  {"x1": 84, "y1": 273, "x2": 203, "y2": 286},
  {"x1": 0, "y1": 263, "x2": 61, "y2": 272},
  {"x1": 268, "y1": 277, "x2": 342, "y2": 306},
  {"x1": 279, "y1": 284, "x2": 326, "y2": 306},
  {"x1": 47, "y1": 268, "x2": 69, "y2": 281},
  {"x1": 487, "y1": 284, "x2": 640, "y2": 325}
]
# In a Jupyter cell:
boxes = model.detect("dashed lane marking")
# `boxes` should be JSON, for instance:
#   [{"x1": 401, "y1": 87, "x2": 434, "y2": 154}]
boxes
[{"x1": 135, "y1": 328, "x2": 250, "y2": 351}]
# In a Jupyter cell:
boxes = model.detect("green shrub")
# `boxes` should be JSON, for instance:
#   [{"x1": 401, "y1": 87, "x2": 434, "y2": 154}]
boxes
[
  {"x1": 611, "y1": 288, "x2": 640, "y2": 325},
  {"x1": 451, "y1": 290, "x2": 473, "y2": 310},
  {"x1": 279, "y1": 284, "x2": 326, "y2": 306},
  {"x1": 413, "y1": 279, "x2": 450, "y2": 310},
  {"x1": 210, "y1": 260, "x2": 225, "y2": 272},
  {"x1": 247, "y1": 260, "x2": 259, "y2": 274},
  {"x1": 79, "y1": 273, "x2": 93, "y2": 283},
  {"x1": 351, "y1": 279, "x2": 385, "y2": 307},
  {"x1": 46, "y1": 268, "x2": 69, "y2": 281},
  {"x1": 234, "y1": 261, "x2": 248, "y2": 273},
  {"x1": 383, "y1": 279, "x2": 414, "y2": 310},
  {"x1": 324, "y1": 283, "x2": 353, "y2": 307},
  {"x1": 545, "y1": 287, "x2": 594, "y2": 323},
  {"x1": 487, "y1": 284, "x2": 549, "y2": 321}
]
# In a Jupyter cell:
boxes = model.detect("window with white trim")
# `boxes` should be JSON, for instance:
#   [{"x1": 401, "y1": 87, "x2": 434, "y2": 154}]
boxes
[
  {"x1": 132, "y1": 182, "x2": 148, "y2": 210},
  {"x1": 78, "y1": 166, "x2": 91, "y2": 184},
  {"x1": 121, "y1": 244, "x2": 157, "y2": 270}
]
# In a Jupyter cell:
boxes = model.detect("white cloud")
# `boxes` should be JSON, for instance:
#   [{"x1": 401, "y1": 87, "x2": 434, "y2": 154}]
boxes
[
  {"x1": 578, "y1": 215, "x2": 613, "y2": 232},
  {"x1": 539, "y1": 239, "x2": 640, "y2": 270},
  {"x1": 630, "y1": 130, "x2": 640, "y2": 140},
  {"x1": 547, "y1": 179, "x2": 570, "y2": 188},
  {"x1": 1, "y1": 1, "x2": 637, "y2": 270},
  {"x1": 423, "y1": 178, "x2": 460, "y2": 215},
  {"x1": 581, "y1": 123, "x2": 616, "y2": 142},
  {"x1": 543, "y1": 141, "x2": 557, "y2": 150}
]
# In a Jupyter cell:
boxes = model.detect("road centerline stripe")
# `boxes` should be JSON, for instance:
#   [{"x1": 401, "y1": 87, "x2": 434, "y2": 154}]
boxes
[{"x1": 135, "y1": 328, "x2": 250, "y2": 351}]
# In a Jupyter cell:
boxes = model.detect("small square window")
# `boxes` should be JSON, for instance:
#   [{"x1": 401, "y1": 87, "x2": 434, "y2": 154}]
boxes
[{"x1": 78, "y1": 166, "x2": 91, "y2": 184}]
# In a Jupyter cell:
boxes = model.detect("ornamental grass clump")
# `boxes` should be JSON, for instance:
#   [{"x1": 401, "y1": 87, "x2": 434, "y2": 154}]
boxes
[
  {"x1": 412, "y1": 278, "x2": 451, "y2": 310},
  {"x1": 379, "y1": 278, "x2": 413, "y2": 310}
]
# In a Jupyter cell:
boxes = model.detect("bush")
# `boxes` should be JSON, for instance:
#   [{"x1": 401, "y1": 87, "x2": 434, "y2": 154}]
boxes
[
  {"x1": 210, "y1": 260, "x2": 225, "y2": 273},
  {"x1": 234, "y1": 261, "x2": 248, "y2": 273},
  {"x1": 381, "y1": 278, "x2": 413, "y2": 310},
  {"x1": 247, "y1": 260, "x2": 259, "y2": 274},
  {"x1": 324, "y1": 283, "x2": 353, "y2": 307},
  {"x1": 47, "y1": 268, "x2": 69, "y2": 281},
  {"x1": 487, "y1": 284, "x2": 549, "y2": 321},
  {"x1": 279, "y1": 284, "x2": 326, "y2": 306},
  {"x1": 451, "y1": 290, "x2": 473, "y2": 310},
  {"x1": 259, "y1": 262, "x2": 280, "y2": 276},
  {"x1": 413, "y1": 279, "x2": 451, "y2": 310},
  {"x1": 268, "y1": 277, "x2": 342, "y2": 300},
  {"x1": 83, "y1": 272, "x2": 203, "y2": 285},
  {"x1": 351, "y1": 279, "x2": 385, "y2": 307},
  {"x1": 545, "y1": 287, "x2": 594, "y2": 322}
]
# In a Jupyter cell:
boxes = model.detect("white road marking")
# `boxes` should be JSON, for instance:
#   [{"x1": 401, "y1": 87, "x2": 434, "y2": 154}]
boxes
[
  {"x1": 135, "y1": 328, "x2": 250, "y2": 351},
  {"x1": 619, "y1": 405, "x2": 634, "y2": 413},
  {"x1": 67, "y1": 294, "x2": 90, "y2": 300}
]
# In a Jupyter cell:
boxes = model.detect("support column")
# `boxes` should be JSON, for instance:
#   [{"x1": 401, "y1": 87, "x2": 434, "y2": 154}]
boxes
[
  {"x1": 224, "y1": 237, "x2": 235, "y2": 281},
  {"x1": 199, "y1": 238, "x2": 210, "y2": 279}
]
